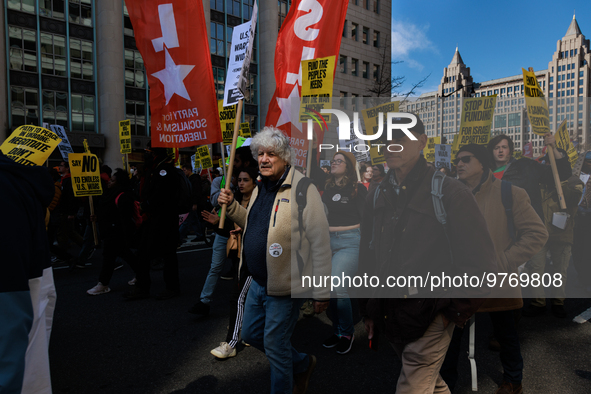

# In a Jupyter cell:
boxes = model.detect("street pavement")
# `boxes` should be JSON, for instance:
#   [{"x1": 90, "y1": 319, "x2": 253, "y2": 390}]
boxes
[{"x1": 49, "y1": 239, "x2": 591, "y2": 393}]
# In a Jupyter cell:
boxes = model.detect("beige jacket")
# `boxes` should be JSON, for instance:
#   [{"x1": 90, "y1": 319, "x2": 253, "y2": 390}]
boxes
[
  {"x1": 226, "y1": 167, "x2": 331, "y2": 300},
  {"x1": 474, "y1": 171, "x2": 549, "y2": 312}
]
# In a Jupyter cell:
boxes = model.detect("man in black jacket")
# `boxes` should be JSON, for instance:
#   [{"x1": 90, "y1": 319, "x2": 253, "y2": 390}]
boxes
[
  {"x1": 179, "y1": 163, "x2": 205, "y2": 244},
  {"x1": 124, "y1": 147, "x2": 181, "y2": 300}
]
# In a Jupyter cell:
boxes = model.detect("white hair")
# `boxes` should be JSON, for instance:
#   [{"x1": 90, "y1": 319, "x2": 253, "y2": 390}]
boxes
[{"x1": 250, "y1": 127, "x2": 294, "y2": 165}]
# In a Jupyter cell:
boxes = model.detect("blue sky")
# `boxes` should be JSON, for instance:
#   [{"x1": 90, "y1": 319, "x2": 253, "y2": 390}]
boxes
[{"x1": 391, "y1": 0, "x2": 591, "y2": 96}]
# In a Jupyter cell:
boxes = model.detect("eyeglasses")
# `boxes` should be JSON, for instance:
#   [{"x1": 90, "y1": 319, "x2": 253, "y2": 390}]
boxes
[
  {"x1": 453, "y1": 155, "x2": 475, "y2": 165},
  {"x1": 331, "y1": 159, "x2": 345, "y2": 165}
]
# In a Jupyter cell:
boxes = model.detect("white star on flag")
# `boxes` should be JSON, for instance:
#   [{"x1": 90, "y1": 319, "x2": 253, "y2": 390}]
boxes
[
  {"x1": 275, "y1": 85, "x2": 302, "y2": 132},
  {"x1": 152, "y1": 48, "x2": 195, "y2": 105}
]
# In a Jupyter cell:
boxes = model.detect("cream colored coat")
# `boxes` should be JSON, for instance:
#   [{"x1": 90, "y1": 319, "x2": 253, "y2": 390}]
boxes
[{"x1": 226, "y1": 167, "x2": 331, "y2": 300}]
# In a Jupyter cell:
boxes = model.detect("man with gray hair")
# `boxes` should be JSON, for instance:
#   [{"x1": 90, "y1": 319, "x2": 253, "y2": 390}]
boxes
[{"x1": 218, "y1": 127, "x2": 331, "y2": 394}]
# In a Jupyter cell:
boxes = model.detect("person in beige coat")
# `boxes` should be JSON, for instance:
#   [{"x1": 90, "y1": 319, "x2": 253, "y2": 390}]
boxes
[
  {"x1": 218, "y1": 127, "x2": 331, "y2": 394},
  {"x1": 441, "y1": 144, "x2": 548, "y2": 394}
]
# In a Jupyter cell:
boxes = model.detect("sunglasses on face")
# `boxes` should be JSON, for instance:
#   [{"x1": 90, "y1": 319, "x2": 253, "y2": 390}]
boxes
[
  {"x1": 331, "y1": 159, "x2": 345, "y2": 165},
  {"x1": 453, "y1": 155, "x2": 475, "y2": 165}
]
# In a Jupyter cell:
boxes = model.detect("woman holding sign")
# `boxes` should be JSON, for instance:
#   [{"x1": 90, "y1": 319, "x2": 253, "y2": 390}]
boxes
[{"x1": 321, "y1": 152, "x2": 367, "y2": 354}]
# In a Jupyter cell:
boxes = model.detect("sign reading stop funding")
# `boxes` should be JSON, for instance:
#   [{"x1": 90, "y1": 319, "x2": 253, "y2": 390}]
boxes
[{"x1": 69, "y1": 153, "x2": 104, "y2": 197}]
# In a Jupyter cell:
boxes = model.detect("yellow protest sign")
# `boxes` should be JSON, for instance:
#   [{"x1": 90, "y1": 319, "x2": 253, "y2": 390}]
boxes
[
  {"x1": 425, "y1": 137, "x2": 441, "y2": 162},
  {"x1": 451, "y1": 134, "x2": 460, "y2": 162},
  {"x1": 361, "y1": 101, "x2": 400, "y2": 165},
  {"x1": 0, "y1": 125, "x2": 61, "y2": 166},
  {"x1": 457, "y1": 96, "x2": 496, "y2": 149},
  {"x1": 299, "y1": 56, "x2": 335, "y2": 122},
  {"x1": 218, "y1": 100, "x2": 237, "y2": 145},
  {"x1": 513, "y1": 151, "x2": 523, "y2": 160},
  {"x1": 555, "y1": 119, "x2": 578, "y2": 168},
  {"x1": 240, "y1": 122, "x2": 251, "y2": 138},
  {"x1": 197, "y1": 145, "x2": 213, "y2": 169},
  {"x1": 523, "y1": 68, "x2": 549, "y2": 136},
  {"x1": 68, "y1": 153, "x2": 104, "y2": 197},
  {"x1": 119, "y1": 120, "x2": 132, "y2": 154}
]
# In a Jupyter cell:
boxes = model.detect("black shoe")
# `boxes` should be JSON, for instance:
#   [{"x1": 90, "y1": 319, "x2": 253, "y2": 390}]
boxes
[
  {"x1": 489, "y1": 334, "x2": 501, "y2": 352},
  {"x1": 551, "y1": 304, "x2": 567, "y2": 318},
  {"x1": 293, "y1": 354, "x2": 316, "y2": 394},
  {"x1": 123, "y1": 288, "x2": 150, "y2": 300},
  {"x1": 322, "y1": 334, "x2": 340, "y2": 349},
  {"x1": 335, "y1": 335, "x2": 354, "y2": 355},
  {"x1": 155, "y1": 289, "x2": 181, "y2": 300},
  {"x1": 522, "y1": 304, "x2": 546, "y2": 317},
  {"x1": 188, "y1": 301, "x2": 210, "y2": 315}
]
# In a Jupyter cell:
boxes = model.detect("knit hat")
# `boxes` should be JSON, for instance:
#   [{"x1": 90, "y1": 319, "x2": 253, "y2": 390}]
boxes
[{"x1": 457, "y1": 144, "x2": 492, "y2": 170}]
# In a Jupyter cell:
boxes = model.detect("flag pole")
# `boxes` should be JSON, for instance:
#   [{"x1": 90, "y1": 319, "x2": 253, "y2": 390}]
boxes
[
  {"x1": 528, "y1": 67, "x2": 566, "y2": 209},
  {"x1": 219, "y1": 99, "x2": 243, "y2": 228}
]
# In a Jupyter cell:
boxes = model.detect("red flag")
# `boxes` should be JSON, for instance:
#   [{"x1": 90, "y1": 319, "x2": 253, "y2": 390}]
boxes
[
  {"x1": 265, "y1": 0, "x2": 348, "y2": 167},
  {"x1": 523, "y1": 142, "x2": 533, "y2": 158},
  {"x1": 126, "y1": 0, "x2": 222, "y2": 148}
]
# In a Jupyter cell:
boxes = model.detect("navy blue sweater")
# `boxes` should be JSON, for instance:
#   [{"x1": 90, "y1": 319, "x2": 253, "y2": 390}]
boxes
[{"x1": 242, "y1": 169, "x2": 289, "y2": 286}]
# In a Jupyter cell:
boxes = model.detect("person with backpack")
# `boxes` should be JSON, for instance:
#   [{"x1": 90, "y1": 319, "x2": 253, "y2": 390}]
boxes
[
  {"x1": 441, "y1": 144, "x2": 548, "y2": 394},
  {"x1": 217, "y1": 127, "x2": 331, "y2": 394},
  {"x1": 124, "y1": 146, "x2": 182, "y2": 300},
  {"x1": 321, "y1": 151, "x2": 367, "y2": 355},
  {"x1": 87, "y1": 169, "x2": 139, "y2": 295},
  {"x1": 359, "y1": 118, "x2": 497, "y2": 394}
]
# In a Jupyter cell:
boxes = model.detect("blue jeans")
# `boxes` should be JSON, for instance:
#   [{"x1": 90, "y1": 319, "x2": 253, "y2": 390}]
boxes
[
  {"x1": 242, "y1": 280, "x2": 309, "y2": 394},
  {"x1": 327, "y1": 228, "x2": 360, "y2": 337},
  {"x1": 199, "y1": 233, "x2": 229, "y2": 304}
]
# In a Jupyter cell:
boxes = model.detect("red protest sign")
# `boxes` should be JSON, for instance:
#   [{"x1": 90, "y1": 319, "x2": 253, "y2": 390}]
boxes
[{"x1": 126, "y1": 0, "x2": 222, "y2": 148}]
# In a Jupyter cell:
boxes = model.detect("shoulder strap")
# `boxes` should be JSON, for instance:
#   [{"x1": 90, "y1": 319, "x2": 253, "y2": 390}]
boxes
[
  {"x1": 431, "y1": 171, "x2": 454, "y2": 265},
  {"x1": 115, "y1": 192, "x2": 124, "y2": 206},
  {"x1": 501, "y1": 180, "x2": 516, "y2": 242},
  {"x1": 369, "y1": 186, "x2": 381, "y2": 251},
  {"x1": 296, "y1": 177, "x2": 313, "y2": 274}
]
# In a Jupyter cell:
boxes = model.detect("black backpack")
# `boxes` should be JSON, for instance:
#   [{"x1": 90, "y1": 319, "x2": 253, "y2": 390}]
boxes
[{"x1": 174, "y1": 168, "x2": 193, "y2": 214}]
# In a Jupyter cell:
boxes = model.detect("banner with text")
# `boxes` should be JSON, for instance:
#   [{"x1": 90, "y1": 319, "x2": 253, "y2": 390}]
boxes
[
  {"x1": 555, "y1": 119, "x2": 578, "y2": 168},
  {"x1": 68, "y1": 153, "x2": 104, "y2": 197},
  {"x1": 218, "y1": 100, "x2": 237, "y2": 145},
  {"x1": 361, "y1": 101, "x2": 400, "y2": 165},
  {"x1": 119, "y1": 120, "x2": 132, "y2": 154},
  {"x1": 126, "y1": 0, "x2": 222, "y2": 147},
  {"x1": 0, "y1": 125, "x2": 61, "y2": 166},
  {"x1": 434, "y1": 144, "x2": 452, "y2": 170},
  {"x1": 522, "y1": 68, "x2": 549, "y2": 136},
  {"x1": 196, "y1": 145, "x2": 213, "y2": 169},
  {"x1": 425, "y1": 137, "x2": 441, "y2": 162},
  {"x1": 240, "y1": 122, "x2": 251, "y2": 138},
  {"x1": 49, "y1": 125, "x2": 74, "y2": 161},
  {"x1": 457, "y1": 95, "x2": 496, "y2": 148},
  {"x1": 299, "y1": 56, "x2": 335, "y2": 122}
]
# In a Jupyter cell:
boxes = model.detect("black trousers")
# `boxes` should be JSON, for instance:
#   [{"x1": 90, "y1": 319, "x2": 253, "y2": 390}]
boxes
[{"x1": 99, "y1": 237, "x2": 136, "y2": 286}]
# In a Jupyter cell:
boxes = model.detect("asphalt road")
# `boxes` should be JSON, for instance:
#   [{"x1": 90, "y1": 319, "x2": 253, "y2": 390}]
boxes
[{"x1": 48, "y1": 240, "x2": 591, "y2": 393}]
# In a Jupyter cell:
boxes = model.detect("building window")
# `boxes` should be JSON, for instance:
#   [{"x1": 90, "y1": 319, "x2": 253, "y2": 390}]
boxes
[
  {"x1": 362, "y1": 27, "x2": 369, "y2": 44},
  {"x1": 124, "y1": 49, "x2": 145, "y2": 88},
  {"x1": 210, "y1": 22, "x2": 225, "y2": 57},
  {"x1": 7, "y1": 0, "x2": 36, "y2": 13},
  {"x1": 71, "y1": 94, "x2": 95, "y2": 132},
  {"x1": 41, "y1": 33, "x2": 67, "y2": 77},
  {"x1": 70, "y1": 38, "x2": 94, "y2": 80},
  {"x1": 362, "y1": 62, "x2": 369, "y2": 78},
  {"x1": 244, "y1": 73, "x2": 258, "y2": 105},
  {"x1": 364, "y1": 0, "x2": 370, "y2": 10},
  {"x1": 123, "y1": 5, "x2": 134, "y2": 36},
  {"x1": 374, "y1": 0, "x2": 380, "y2": 13},
  {"x1": 351, "y1": 23, "x2": 358, "y2": 41},
  {"x1": 342, "y1": 20, "x2": 347, "y2": 37},
  {"x1": 211, "y1": 0, "x2": 224, "y2": 12},
  {"x1": 126, "y1": 100, "x2": 146, "y2": 136},
  {"x1": 227, "y1": 0, "x2": 240, "y2": 17},
  {"x1": 213, "y1": 67, "x2": 225, "y2": 100},
  {"x1": 352, "y1": 58, "x2": 358, "y2": 76},
  {"x1": 340, "y1": 55, "x2": 346, "y2": 73},
  {"x1": 243, "y1": 0, "x2": 254, "y2": 19},
  {"x1": 42, "y1": 90, "x2": 68, "y2": 127},
  {"x1": 11, "y1": 86, "x2": 39, "y2": 127},
  {"x1": 373, "y1": 31, "x2": 380, "y2": 48},
  {"x1": 40, "y1": 0, "x2": 65, "y2": 19},
  {"x1": 373, "y1": 64, "x2": 379, "y2": 81},
  {"x1": 278, "y1": 0, "x2": 288, "y2": 28},
  {"x1": 8, "y1": 27, "x2": 37, "y2": 73},
  {"x1": 69, "y1": 0, "x2": 93, "y2": 27}
]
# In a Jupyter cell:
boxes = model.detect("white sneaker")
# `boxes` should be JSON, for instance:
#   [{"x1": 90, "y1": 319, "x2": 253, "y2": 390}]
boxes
[
  {"x1": 128, "y1": 277, "x2": 137, "y2": 286},
  {"x1": 87, "y1": 282, "x2": 111, "y2": 296},
  {"x1": 210, "y1": 342, "x2": 236, "y2": 359}
]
